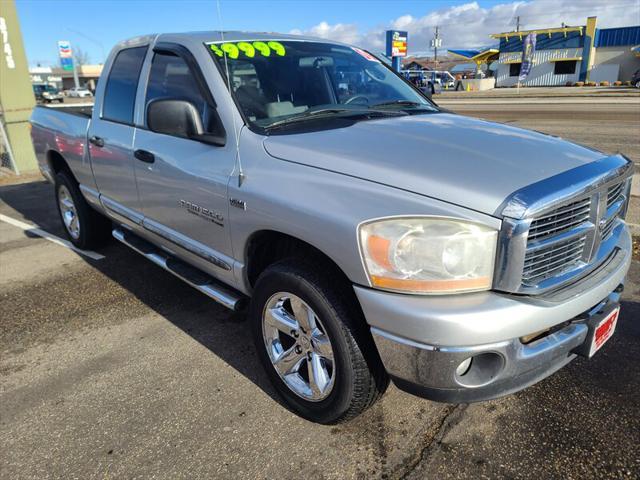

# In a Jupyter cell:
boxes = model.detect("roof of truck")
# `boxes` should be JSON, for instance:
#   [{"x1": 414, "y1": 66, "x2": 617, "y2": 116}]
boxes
[
  {"x1": 110, "y1": 31, "x2": 357, "y2": 62},
  {"x1": 139, "y1": 31, "x2": 350, "y2": 45}
]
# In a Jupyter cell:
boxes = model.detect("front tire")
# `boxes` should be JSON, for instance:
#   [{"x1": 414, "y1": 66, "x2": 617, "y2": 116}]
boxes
[
  {"x1": 250, "y1": 259, "x2": 388, "y2": 424},
  {"x1": 54, "y1": 171, "x2": 111, "y2": 249}
]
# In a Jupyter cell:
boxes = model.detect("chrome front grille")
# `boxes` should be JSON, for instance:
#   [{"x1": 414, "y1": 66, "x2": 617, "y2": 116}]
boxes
[
  {"x1": 523, "y1": 235, "x2": 587, "y2": 283},
  {"x1": 527, "y1": 198, "x2": 591, "y2": 241},
  {"x1": 494, "y1": 155, "x2": 633, "y2": 295},
  {"x1": 523, "y1": 198, "x2": 592, "y2": 283},
  {"x1": 601, "y1": 215, "x2": 618, "y2": 240},
  {"x1": 607, "y1": 181, "x2": 625, "y2": 209}
]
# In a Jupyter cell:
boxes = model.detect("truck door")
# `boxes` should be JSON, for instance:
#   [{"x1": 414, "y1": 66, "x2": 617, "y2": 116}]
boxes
[
  {"x1": 133, "y1": 44, "x2": 236, "y2": 282},
  {"x1": 88, "y1": 45, "x2": 148, "y2": 226}
]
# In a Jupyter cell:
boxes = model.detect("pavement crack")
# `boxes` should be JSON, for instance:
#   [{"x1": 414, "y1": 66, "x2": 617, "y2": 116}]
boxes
[{"x1": 394, "y1": 403, "x2": 468, "y2": 480}]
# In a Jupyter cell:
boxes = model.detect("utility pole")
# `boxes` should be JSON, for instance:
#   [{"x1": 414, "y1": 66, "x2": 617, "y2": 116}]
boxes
[
  {"x1": 72, "y1": 55, "x2": 80, "y2": 89},
  {"x1": 430, "y1": 26, "x2": 441, "y2": 68},
  {"x1": 516, "y1": 16, "x2": 521, "y2": 32}
]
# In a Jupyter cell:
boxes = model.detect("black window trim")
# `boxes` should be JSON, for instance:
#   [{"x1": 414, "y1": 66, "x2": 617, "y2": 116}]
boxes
[
  {"x1": 100, "y1": 45, "x2": 149, "y2": 127},
  {"x1": 142, "y1": 42, "x2": 226, "y2": 144},
  {"x1": 553, "y1": 60, "x2": 577, "y2": 75}
]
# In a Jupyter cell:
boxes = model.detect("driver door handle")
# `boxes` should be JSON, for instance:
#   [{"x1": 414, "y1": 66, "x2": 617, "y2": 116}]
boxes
[
  {"x1": 89, "y1": 135, "x2": 104, "y2": 148},
  {"x1": 134, "y1": 149, "x2": 155, "y2": 164}
]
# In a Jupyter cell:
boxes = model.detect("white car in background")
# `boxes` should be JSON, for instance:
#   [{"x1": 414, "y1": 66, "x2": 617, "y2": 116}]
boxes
[{"x1": 67, "y1": 87, "x2": 93, "y2": 98}]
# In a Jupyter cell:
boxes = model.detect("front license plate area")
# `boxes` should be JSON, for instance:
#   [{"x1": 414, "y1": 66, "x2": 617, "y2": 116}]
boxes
[
  {"x1": 573, "y1": 305, "x2": 620, "y2": 358},
  {"x1": 588, "y1": 307, "x2": 619, "y2": 357}
]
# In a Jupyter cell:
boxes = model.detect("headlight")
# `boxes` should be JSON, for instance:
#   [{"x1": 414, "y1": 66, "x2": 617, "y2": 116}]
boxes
[{"x1": 358, "y1": 217, "x2": 498, "y2": 294}]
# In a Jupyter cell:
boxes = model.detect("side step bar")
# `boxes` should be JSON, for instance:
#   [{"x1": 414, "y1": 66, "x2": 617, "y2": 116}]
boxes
[{"x1": 112, "y1": 228, "x2": 247, "y2": 311}]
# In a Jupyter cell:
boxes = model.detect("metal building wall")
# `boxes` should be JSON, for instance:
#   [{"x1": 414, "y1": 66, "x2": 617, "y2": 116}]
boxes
[
  {"x1": 496, "y1": 48, "x2": 583, "y2": 87},
  {"x1": 595, "y1": 26, "x2": 640, "y2": 48},
  {"x1": 593, "y1": 46, "x2": 640, "y2": 82}
]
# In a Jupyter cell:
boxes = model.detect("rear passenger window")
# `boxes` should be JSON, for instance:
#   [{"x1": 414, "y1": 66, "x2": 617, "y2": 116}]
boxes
[{"x1": 102, "y1": 46, "x2": 147, "y2": 124}]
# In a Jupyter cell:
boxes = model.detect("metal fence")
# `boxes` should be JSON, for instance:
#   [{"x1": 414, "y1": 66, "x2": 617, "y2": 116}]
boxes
[{"x1": 0, "y1": 112, "x2": 19, "y2": 174}]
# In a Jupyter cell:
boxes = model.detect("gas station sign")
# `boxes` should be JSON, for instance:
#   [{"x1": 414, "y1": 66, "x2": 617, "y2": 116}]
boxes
[
  {"x1": 58, "y1": 40, "x2": 74, "y2": 71},
  {"x1": 386, "y1": 30, "x2": 408, "y2": 57}
]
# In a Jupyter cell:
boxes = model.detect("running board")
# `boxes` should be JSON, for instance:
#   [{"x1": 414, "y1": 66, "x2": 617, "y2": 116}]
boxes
[{"x1": 112, "y1": 228, "x2": 247, "y2": 311}]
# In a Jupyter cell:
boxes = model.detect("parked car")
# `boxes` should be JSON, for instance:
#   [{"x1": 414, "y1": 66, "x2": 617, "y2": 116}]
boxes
[
  {"x1": 67, "y1": 86, "x2": 93, "y2": 98},
  {"x1": 30, "y1": 32, "x2": 633, "y2": 424},
  {"x1": 32, "y1": 84, "x2": 64, "y2": 103},
  {"x1": 429, "y1": 70, "x2": 456, "y2": 88},
  {"x1": 631, "y1": 69, "x2": 640, "y2": 88},
  {"x1": 402, "y1": 69, "x2": 437, "y2": 95}
]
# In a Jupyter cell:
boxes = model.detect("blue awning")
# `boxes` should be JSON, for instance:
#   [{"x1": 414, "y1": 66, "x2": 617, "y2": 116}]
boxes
[
  {"x1": 448, "y1": 48, "x2": 500, "y2": 63},
  {"x1": 448, "y1": 49, "x2": 482, "y2": 58}
]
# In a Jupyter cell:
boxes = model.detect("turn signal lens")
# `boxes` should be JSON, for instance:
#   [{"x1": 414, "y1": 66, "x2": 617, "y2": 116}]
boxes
[{"x1": 359, "y1": 217, "x2": 498, "y2": 294}]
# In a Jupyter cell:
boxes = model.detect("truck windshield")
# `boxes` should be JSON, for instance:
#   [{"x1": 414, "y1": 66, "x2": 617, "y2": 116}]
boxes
[{"x1": 206, "y1": 40, "x2": 437, "y2": 131}]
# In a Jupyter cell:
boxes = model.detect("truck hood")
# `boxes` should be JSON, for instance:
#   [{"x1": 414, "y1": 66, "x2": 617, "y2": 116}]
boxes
[{"x1": 262, "y1": 113, "x2": 604, "y2": 216}]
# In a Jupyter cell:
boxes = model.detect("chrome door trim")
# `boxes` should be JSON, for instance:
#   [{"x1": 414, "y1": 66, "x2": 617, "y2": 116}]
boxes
[
  {"x1": 142, "y1": 217, "x2": 232, "y2": 271},
  {"x1": 78, "y1": 184, "x2": 103, "y2": 209},
  {"x1": 100, "y1": 195, "x2": 144, "y2": 225}
]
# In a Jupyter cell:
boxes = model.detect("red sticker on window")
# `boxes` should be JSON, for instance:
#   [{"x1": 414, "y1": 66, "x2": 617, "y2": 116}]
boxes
[{"x1": 352, "y1": 47, "x2": 380, "y2": 63}]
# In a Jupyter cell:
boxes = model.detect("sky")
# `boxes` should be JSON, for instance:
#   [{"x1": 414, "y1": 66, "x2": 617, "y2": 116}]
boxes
[{"x1": 13, "y1": 0, "x2": 640, "y2": 67}]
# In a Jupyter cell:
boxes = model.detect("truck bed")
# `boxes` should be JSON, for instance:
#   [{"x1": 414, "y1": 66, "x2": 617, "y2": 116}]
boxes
[
  {"x1": 30, "y1": 105, "x2": 94, "y2": 186},
  {"x1": 37, "y1": 104, "x2": 93, "y2": 118}
]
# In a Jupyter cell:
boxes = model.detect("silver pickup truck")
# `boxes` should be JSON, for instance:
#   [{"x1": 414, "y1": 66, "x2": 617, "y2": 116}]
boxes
[{"x1": 30, "y1": 32, "x2": 633, "y2": 424}]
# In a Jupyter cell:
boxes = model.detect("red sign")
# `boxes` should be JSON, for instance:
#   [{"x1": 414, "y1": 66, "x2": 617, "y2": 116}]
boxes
[{"x1": 589, "y1": 307, "x2": 619, "y2": 357}]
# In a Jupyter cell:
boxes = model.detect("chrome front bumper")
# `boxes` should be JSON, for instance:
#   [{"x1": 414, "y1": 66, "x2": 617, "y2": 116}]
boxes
[{"x1": 355, "y1": 227, "x2": 632, "y2": 403}]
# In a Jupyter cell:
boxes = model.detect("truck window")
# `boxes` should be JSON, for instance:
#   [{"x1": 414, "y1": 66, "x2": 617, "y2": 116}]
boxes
[
  {"x1": 145, "y1": 51, "x2": 219, "y2": 136},
  {"x1": 102, "y1": 46, "x2": 147, "y2": 125},
  {"x1": 207, "y1": 40, "x2": 436, "y2": 130}
]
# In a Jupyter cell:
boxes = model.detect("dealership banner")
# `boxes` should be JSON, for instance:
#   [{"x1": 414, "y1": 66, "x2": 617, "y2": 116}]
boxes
[{"x1": 518, "y1": 33, "x2": 536, "y2": 81}]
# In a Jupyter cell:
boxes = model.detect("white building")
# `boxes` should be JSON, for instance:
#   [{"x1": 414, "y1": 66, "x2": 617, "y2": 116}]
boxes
[{"x1": 491, "y1": 17, "x2": 640, "y2": 87}]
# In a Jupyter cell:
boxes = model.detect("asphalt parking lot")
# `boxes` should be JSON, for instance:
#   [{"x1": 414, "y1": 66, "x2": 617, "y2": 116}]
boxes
[{"x1": 1, "y1": 100, "x2": 639, "y2": 479}]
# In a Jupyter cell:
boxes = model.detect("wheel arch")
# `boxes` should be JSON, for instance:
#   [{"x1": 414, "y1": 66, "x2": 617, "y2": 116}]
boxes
[
  {"x1": 46, "y1": 149, "x2": 77, "y2": 184},
  {"x1": 244, "y1": 229, "x2": 354, "y2": 291}
]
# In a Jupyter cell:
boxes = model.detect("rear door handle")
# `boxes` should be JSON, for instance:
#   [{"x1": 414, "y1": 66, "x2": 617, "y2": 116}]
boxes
[
  {"x1": 89, "y1": 135, "x2": 104, "y2": 148},
  {"x1": 134, "y1": 149, "x2": 155, "y2": 163}
]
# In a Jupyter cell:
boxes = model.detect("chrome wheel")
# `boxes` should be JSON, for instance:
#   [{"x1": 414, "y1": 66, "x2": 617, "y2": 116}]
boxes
[
  {"x1": 58, "y1": 185, "x2": 80, "y2": 239},
  {"x1": 262, "y1": 292, "x2": 336, "y2": 402}
]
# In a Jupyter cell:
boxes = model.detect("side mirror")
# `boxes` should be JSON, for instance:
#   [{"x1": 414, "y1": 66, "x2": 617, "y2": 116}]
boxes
[
  {"x1": 147, "y1": 99, "x2": 204, "y2": 139},
  {"x1": 147, "y1": 99, "x2": 226, "y2": 147}
]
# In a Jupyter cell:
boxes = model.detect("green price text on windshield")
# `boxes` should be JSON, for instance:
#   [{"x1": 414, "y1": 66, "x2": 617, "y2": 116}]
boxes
[{"x1": 209, "y1": 41, "x2": 286, "y2": 59}]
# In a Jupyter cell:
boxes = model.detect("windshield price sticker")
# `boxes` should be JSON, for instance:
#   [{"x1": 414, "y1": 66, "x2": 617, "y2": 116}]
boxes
[
  {"x1": 210, "y1": 41, "x2": 286, "y2": 59},
  {"x1": 352, "y1": 47, "x2": 380, "y2": 63}
]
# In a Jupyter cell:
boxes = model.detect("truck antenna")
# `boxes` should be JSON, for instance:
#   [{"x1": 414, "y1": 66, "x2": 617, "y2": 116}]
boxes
[{"x1": 216, "y1": 0, "x2": 245, "y2": 187}]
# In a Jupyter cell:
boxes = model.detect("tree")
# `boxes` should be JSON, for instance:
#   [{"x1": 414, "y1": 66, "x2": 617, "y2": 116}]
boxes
[{"x1": 73, "y1": 47, "x2": 91, "y2": 67}]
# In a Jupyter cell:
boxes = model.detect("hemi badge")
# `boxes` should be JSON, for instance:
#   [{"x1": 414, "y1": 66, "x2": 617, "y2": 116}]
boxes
[{"x1": 230, "y1": 198, "x2": 246, "y2": 210}]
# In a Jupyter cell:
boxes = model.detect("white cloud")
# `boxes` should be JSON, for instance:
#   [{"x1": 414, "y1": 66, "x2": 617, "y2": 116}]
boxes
[
  {"x1": 291, "y1": 0, "x2": 639, "y2": 54},
  {"x1": 290, "y1": 21, "x2": 360, "y2": 45}
]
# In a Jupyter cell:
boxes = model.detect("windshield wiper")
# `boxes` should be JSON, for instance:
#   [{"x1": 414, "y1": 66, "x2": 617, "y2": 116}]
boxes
[
  {"x1": 264, "y1": 107, "x2": 405, "y2": 131},
  {"x1": 370, "y1": 100, "x2": 426, "y2": 109}
]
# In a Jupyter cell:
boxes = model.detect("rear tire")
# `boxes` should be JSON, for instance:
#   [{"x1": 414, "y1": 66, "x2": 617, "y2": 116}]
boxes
[
  {"x1": 250, "y1": 258, "x2": 388, "y2": 424},
  {"x1": 54, "y1": 171, "x2": 111, "y2": 249}
]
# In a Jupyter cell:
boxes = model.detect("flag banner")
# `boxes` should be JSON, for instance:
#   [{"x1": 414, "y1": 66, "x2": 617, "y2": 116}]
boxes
[{"x1": 518, "y1": 33, "x2": 536, "y2": 81}]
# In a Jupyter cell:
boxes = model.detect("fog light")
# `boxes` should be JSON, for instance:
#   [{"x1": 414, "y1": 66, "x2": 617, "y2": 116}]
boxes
[
  {"x1": 455, "y1": 352, "x2": 504, "y2": 387},
  {"x1": 456, "y1": 357, "x2": 473, "y2": 377}
]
